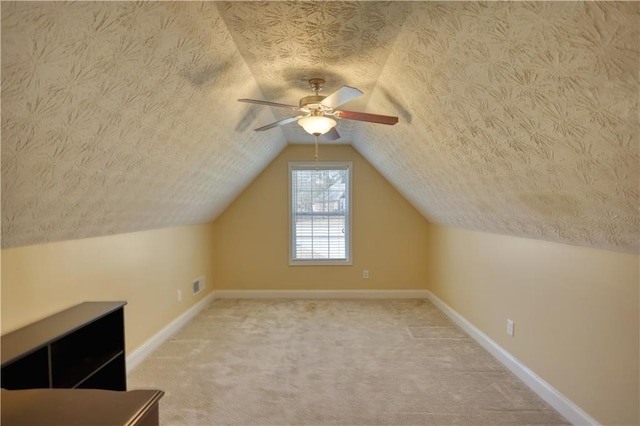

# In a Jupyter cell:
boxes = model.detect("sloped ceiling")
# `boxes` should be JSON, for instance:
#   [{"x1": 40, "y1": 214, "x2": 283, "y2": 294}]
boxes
[
  {"x1": 2, "y1": 2, "x2": 638, "y2": 253},
  {"x1": 1, "y1": 2, "x2": 286, "y2": 247}
]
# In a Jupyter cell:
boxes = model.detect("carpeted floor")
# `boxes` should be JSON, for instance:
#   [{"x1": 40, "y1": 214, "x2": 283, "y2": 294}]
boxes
[{"x1": 128, "y1": 299, "x2": 568, "y2": 425}]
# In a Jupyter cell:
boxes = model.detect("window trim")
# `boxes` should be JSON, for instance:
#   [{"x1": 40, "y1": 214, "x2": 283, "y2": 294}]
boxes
[{"x1": 288, "y1": 161, "x2": 353, "y2": 266}]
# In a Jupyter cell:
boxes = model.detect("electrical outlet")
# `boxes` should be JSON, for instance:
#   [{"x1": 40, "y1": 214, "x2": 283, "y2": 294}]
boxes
[
  {"x1": 177, "y1": 290, "x2": 182, "y2": 302},
  {"x1": 507, "y1": 319, "x2": 514, "y2": 337},
  {"x1": 363, "y1": 270, "x2": 369, "y2": 279}
]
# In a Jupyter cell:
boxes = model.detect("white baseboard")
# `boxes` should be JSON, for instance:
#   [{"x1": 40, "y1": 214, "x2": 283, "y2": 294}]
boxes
[
  {"x1": 213, "y1": 289, "x2": 430, "y2": 299},
  {"x1": 425, "y1": 290, "x2": 598, "y2": 426},
  {"x1": 126, "y1": 291, "x2": 216, "y2": 373}
]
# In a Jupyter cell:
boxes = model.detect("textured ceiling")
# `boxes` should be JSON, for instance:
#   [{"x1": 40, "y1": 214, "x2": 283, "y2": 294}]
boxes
[
  {"x1": 217, "y1": 1, "x2": 410, "y2": 143},
  {"x1": 2, "y1": 2, "x2": 638, "y2": 253},
  {"x1": 1, "y1": 2, "x2": 285, "y2": 247}
]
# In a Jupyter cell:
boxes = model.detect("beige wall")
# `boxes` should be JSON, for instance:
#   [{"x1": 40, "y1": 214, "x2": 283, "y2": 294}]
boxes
[
  {"x1": 1, "y1": 223, "x2": 215, "y2": 355},
  {"x1": 426, "y1": 224, "x2": 639, "y2": 425},
  {"x1": 5, "y1": 145, "x2": 636, "y2": 425},
  {"x1": 213, "y1": 144, "x2": 429, "y2": 290}
]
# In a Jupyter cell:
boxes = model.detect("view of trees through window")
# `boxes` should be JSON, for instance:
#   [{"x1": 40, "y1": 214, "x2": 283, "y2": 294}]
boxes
[{"x1": 291, "y1": 167, "x2": 349, "y2": 261}]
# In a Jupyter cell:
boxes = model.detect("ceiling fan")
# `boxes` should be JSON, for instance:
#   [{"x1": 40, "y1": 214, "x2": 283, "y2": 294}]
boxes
[{"x1": 238, "y1": 78, "x2": 399, "y2": 140}]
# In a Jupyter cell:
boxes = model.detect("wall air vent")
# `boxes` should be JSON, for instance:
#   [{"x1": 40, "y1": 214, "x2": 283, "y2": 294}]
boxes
[{"x1": 192, "y1": 276, "x2": 205, "y2": 295}]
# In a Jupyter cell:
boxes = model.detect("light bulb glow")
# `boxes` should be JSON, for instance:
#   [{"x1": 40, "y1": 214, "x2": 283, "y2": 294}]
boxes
[{"x1": 298, "y1": 115, "x2": 337, "y2": 136}]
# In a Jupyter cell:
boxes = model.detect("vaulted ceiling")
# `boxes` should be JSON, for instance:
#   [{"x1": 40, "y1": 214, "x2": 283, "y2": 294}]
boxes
[{"x1": 2, "y1": 2, "x2": 638, "y2": 253}]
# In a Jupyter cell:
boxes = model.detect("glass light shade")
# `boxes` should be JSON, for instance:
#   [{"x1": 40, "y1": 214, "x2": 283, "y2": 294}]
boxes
[{"x1": 298, "y1": 115, "x2": 337, "y2": 136}]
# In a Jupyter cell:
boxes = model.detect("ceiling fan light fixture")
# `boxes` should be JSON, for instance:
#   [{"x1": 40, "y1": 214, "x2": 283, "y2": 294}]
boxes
[{"x1": 298, "y1": 115, "x2": 337, "y2": 136}]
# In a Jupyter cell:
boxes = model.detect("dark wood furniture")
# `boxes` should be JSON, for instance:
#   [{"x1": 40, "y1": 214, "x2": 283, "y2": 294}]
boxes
[
  {"x1": 1, "y1": 388, "x2": 164, "y2": 426},
  {"x1": 1, "y1": 301, "x2": 127, "y2": 391}
]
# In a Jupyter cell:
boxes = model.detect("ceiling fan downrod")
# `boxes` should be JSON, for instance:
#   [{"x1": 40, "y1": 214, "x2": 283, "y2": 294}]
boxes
[
  {"x1": 299, "y1": 78, "x2": 328, "y2": 110},
  {"x1": 308, "y1": 78, "x2": 325, "y2": 94}
]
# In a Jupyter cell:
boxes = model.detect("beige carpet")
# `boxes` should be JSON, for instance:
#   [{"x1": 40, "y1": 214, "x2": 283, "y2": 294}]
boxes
[{"x1": 128, "y1": 299, "x2": 568, "y2": 425}]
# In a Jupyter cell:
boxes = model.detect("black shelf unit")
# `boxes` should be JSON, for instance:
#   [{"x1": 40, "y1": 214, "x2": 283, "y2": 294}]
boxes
[{"x1": 1, "y1": 301, "x2": 127, "y2": 391}]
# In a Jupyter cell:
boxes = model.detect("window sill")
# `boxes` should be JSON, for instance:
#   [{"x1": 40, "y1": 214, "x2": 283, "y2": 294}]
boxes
[{"x1": 289, "y1": 259, "x2": 353, "y2": 266}]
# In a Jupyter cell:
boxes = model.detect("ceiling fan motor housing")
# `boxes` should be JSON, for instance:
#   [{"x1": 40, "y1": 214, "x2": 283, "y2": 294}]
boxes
[{"x1": 299, "y1": 95, "x2": 327, "y2": 111}]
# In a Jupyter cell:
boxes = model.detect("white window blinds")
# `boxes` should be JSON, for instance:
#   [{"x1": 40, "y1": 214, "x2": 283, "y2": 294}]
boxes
[{"x1": 289, "y1": 162, "x2": 352, "y2": 264}]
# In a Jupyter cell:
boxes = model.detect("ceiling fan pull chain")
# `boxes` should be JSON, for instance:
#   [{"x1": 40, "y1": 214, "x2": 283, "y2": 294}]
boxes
[{"x1": 314, "y1": 135, "x2": 319, "y2": 168}]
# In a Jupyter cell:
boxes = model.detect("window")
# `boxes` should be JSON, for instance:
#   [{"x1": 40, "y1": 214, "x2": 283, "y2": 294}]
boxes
[{"x1": 289, "y1": 162, "x2": 352, "y2": 265}]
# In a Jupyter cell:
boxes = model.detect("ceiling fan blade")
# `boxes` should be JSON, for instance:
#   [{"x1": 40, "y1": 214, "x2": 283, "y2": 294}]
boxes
[
  {"x1": 320, "y1": 86, "x2": 363, "y2": 109},
  {"x1": 319, "y1": 127, "x2": 340, "y2": 141},
  {"x1": 335, "y1": 110, "x2": 399, "y2": 125},
  {"x1": 238, "y1": 98, "x2": 301, "y2": 111},
  {"x1": 254, "y1": 115, "x2": 303, "y2": 131}
]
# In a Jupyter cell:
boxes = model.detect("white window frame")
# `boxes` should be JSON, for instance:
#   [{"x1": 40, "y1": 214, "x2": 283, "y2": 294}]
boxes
[{"x1": 289, "y1": 161, "x2": 353, "y2": 266}]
